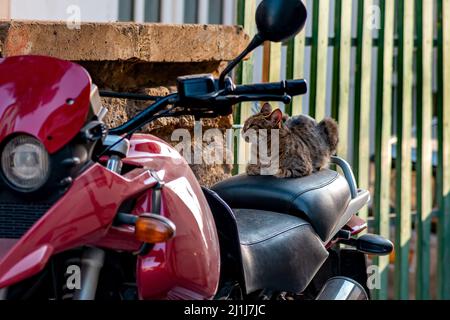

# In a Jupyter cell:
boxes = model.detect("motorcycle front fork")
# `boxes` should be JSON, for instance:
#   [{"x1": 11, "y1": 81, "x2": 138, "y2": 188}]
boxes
[
  {"x1": 71, "y1": 141, "x2": 124, "y2": 300},
  {"x1": 0, "y1": 246, "x2": 105, "y2": 300},
  {"x1": 0, "y1": 287, "x2": 7, "y2": 300},
  {"x1": 107, "y1": 155, "x2": 123, "y2": 174},
  {"x1": 72, "y1": 247, "x2": 105, "y2": 300}
]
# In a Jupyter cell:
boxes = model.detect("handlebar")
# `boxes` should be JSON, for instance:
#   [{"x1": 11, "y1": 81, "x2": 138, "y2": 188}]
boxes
[
  {"x1": 176, "y1": 78, "x2": 307, "y2": 107},
  {"x1": 232, "y1": 79, "x2": 308, "y2": 97},
  {"x1": 108, "y1": 78, "x2": 308, "y2": 136}
]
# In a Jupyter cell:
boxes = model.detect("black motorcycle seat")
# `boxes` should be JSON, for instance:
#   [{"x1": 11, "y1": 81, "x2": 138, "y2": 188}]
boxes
[
  {"x1": 233, "y1": 209, "x2": 328, "y2": 294},
  {"x1": 212, "y1": 169, "x2": 352, "y2": 242}
]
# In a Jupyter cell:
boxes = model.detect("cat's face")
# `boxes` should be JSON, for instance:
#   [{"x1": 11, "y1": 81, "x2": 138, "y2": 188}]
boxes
[{"x1": 242, "y1": 103, "x2": 283, "y2": 139}]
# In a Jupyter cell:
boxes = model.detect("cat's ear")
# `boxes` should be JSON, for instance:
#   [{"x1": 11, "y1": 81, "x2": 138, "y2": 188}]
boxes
[
  {"x1": 268, "y1": 109, "x2": 283, "y2": 125},
  {"x1": 261, "y1": 103, "x2": 273, "y2": 114}
]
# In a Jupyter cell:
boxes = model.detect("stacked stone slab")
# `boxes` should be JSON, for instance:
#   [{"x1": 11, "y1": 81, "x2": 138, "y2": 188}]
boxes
[{"x1": 0, "y1": 21, "x2": 250, "y2": 186}]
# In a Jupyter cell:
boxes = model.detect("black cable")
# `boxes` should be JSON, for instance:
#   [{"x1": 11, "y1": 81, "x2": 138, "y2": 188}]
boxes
[
  {"x1": 108, "y1": 94, "x2": 177, "y2": 136},
  {"x1": 99, "y1": 90, "x2": 161, "y2": 101},
  {"x1": 97, "y1": 105, "x2": 179, "y2": 159}
]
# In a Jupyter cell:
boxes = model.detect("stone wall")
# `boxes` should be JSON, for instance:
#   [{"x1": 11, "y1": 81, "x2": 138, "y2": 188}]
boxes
[
  {"x1": 0, "y1": 1, "x2": 9, "y2": 20},
  {"x1": 0, "y1": 21, "x2": 250, "y2": 186}
]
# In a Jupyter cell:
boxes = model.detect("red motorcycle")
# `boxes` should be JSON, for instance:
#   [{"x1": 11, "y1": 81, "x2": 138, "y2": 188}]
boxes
[{"x1": 0, "y1": 0, "x2": 392, "y2": 300}]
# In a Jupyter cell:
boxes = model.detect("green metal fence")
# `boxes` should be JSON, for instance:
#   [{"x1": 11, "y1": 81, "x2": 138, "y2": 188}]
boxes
[{"x1": 234, "y1": 0, "x2": 450, "y2": 300}]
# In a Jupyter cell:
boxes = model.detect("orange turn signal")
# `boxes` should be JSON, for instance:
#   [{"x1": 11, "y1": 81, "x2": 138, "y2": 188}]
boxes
[{"x1": 135, "y1": 214, "x2": 176, "y2": 243}]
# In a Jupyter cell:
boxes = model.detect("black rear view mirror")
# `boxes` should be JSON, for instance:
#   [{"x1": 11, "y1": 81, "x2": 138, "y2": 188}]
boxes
[
  {"x1": 256, "y1": 0, "x2": 308, "y2": 43},
  {"x1": 219, "y1": 0, "x2": 308, "y2": 87}
]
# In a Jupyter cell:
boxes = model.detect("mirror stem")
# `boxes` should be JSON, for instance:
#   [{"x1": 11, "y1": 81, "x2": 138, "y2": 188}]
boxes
[{"x1": 219, "y1": 34, "x2": 264, "y2": 88}]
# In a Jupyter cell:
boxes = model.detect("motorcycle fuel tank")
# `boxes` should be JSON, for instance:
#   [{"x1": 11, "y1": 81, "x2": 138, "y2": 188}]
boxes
[{"x1": 123, "y1": 134, "x2": 221, "y2": 300}]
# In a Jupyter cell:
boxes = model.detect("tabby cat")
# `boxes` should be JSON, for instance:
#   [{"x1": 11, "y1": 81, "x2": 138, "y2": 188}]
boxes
[{"x1": 242, "y1": 103, "x2": 339, "y2": 178}]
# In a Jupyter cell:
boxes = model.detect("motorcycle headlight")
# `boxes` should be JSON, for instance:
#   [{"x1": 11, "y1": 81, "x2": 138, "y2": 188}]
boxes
[{"x1": 1, "y1": 135, "x2": 50, "y2": 192}]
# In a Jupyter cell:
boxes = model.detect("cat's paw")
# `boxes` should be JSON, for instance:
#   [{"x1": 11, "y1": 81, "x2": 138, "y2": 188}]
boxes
[
  {"x1": 276, "y1": 167, "x2": 313, "y2": 178},
  {"x1": 275, "y1": 169, "x2": 292, "y2": 178},
  {"x1": 246, "y1": 164, "x2": 261, "y2": 176}
]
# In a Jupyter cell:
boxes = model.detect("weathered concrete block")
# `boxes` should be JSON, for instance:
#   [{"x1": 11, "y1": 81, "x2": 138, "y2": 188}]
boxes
[
  {"x1": 0, "y1": 21, "x2": 249, "y2": 62},
  {"x1": 0, "y1": 21, "x2": 250, "y2": 186}
]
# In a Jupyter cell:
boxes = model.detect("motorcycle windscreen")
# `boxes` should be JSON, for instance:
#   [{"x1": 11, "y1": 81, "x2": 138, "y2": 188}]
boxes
[{"x1": 0, "y1": 55, "x2": 91, "y2": 154}]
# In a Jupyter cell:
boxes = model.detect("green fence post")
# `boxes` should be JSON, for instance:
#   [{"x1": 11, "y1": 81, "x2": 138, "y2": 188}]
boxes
[
  {"x1": 373, "y1": 0, "x2": 395, "y2": 300},
  {"x1": 286, "y1": 32, "x2": 306, "y2": 116},
  {"x1": 436, "y1": 0, "x2": 450, "y2": 300},
  {"x1": 309, "y1": 0, "x2": 329, "y2": 120},
  {"x1": 268, "y1": 42, "x2": 281, "y2": 83},
  {"x1": 415, "y1": 0, "x2": 433, "y2": 300},
  {"x1": 235, "y1": 0, "x2": 257, "y2": 174},
  {"x1": 352, "y1": 0, "x2": 373, "y2": 221},
  {"x1": 331, "y1": 0, "x2": 352, "y2": 160},
  {"x1": 395, "y1": 0, "x2": 414, "y2": 300}
]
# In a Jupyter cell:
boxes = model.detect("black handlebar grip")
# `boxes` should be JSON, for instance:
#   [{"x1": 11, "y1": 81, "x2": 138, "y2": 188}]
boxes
[
  {"x1": 233, "y1": 79, "x2": 308, "y2": 96},
  {"x1": 285, "y1": 79, "x2": 308, "y2": 96},
  {"x1": 233, "y1": 82, "x2": 285, "y2": 95}
]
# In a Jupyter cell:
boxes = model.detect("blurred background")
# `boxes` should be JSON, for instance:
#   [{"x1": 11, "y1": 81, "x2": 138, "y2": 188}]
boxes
[
  {"x1": 0, "y1": 0, "x2": 235, "y2": 24},
  {"x1": 1, "y1": 0, "x2": 449, "y2": 300}
]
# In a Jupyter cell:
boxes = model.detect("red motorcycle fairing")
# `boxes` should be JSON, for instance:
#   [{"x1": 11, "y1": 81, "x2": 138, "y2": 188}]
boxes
[
  {"x1": 0, "y1": 163, "x2": 160, "y2": 288},
  {"x1": 0, "y1": 133, "x2": 221, "y2": 300},
  {"x1": 0, "y1": 55, "x2": 91, "y2": 153},
  {"x1": 0, "y1": 54, "x2": 220, "y2": 299}
]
